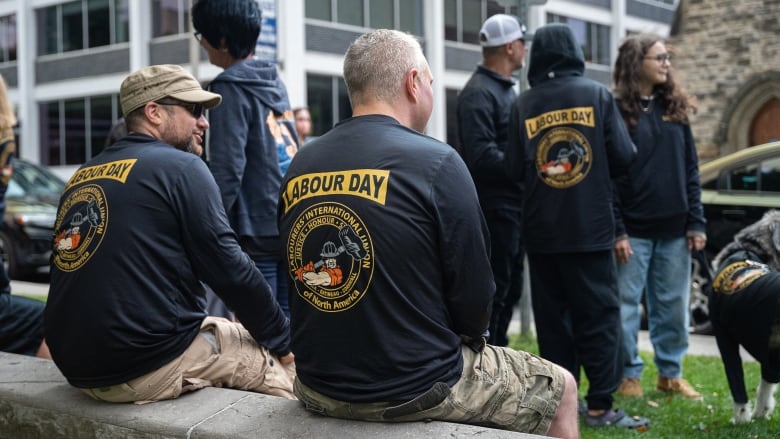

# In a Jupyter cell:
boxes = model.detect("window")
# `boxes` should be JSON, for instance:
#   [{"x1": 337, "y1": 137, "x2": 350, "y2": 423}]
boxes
[
  {"x1": 40, "y1": 94, "x2": 122, "y2": 166},
  {"x1": 305, "y1": 0, "x2": 423, "y2": 35},
  {"x1": 547, "y1": 14, "x2": 611, "y2": 66},
  {"x1": 725, "y1": 156, "x2": 780, "y2": 193},
  {"x1": 649, "y1": 0, "x2": 677, "y2": 6},
  {"x1": 0, "y1": 15, "x2": 17, "y2": 63},
  {"x1": 152, "y1": 0, "x2": 190, "y2": 37},
  {"x1": 444, "y1": 0, "x2": 518, "y2": 44},
  {"x1": 37, "y1": 0, "x2": 129, "y2": 55},
  {"x1": 306, "y1": 74, "x2": 351, "y2": 137},
  {"x1": 760, "y1": 156, "x2": 780, "y2": 192},
  {"x1": 728, "y1": 164, "x2": 758, "y2": 191}
]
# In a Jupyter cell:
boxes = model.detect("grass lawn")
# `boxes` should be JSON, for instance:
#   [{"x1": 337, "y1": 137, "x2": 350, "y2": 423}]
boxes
[{"x1": 509, "y1": 333, "x2": 778, "y2": 438}]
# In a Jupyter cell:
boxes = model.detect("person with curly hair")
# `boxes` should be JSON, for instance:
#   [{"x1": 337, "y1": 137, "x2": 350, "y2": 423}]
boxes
[{"x1": 612, "y1": 34, "x2": 706, "y2": 400}]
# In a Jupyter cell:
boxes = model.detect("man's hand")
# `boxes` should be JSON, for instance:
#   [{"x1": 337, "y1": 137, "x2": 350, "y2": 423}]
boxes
[
  {"x1": 278, "y1": 352, "x2": 295, "y2": 365},
  {"x1": 688, "y1": 235, "x2": 706, "y2": 252},
  {"x1": 614, "y1": 237, "x2": 633, "y2": 264}
]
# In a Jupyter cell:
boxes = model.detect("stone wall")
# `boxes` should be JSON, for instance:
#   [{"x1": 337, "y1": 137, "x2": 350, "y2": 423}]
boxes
[{"x1": 671, "y1": 0, "x2": 780, "y2": 160}]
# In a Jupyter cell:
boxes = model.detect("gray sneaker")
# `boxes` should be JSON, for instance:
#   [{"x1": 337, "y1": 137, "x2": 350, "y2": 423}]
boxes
[{"x1": 585, "y1": 409, "x2": 650, "y2": 429}]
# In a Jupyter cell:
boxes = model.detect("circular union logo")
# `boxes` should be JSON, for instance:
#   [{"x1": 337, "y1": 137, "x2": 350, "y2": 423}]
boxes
[
  {"x1": 52, "y1": 184, "x2": 107, "y2": 272},
  {"x1": 535, "y1": 127, "x2": 592, "y2": 189},
  {"x1": 287, "y1": 202, "x2": 373, "y2": 312}
]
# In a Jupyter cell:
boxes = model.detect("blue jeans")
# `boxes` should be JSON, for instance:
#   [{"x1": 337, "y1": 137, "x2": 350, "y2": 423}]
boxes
[
  {"x1": 617, "y1": 236, "x2": 690, "y2": 379},
  {"x1": 256, "y1": 259, "x2": 290, "y2": 319}
]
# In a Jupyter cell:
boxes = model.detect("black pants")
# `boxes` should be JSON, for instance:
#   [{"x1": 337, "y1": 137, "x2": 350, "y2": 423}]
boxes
[
  {"x1": 528, "y1": 250, "x2": 622, "y2": 411},
  {"x1": 483, "y1": 208, "x2": 524, "y2": 347}
]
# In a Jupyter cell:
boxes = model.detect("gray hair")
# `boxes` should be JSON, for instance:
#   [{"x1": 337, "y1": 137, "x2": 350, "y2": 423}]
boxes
[{"x1": 343, "y1": 29, "x2": 427, "y2": 107}]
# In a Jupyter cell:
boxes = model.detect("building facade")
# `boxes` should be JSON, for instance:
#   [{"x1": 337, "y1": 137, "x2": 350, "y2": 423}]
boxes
[
  {"x1": 0, "y1": 0, "x2": 675, "y2": 178},
  {"x1": 670, "y1": 0, "x2": 780, "y2": 159}
]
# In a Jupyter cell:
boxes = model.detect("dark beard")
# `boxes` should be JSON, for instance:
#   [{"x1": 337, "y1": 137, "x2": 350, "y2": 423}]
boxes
[{"x1": 173, "y1": 140, "x2": 198, "y2": 155}]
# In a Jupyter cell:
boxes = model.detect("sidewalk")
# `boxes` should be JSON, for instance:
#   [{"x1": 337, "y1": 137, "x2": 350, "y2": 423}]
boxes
[
  {"x1": 10, "y1": 280, "x2": 49, "y2": 297},
  {"x1": 508, "y1": 317, "x2": 756, "y2": 362}
]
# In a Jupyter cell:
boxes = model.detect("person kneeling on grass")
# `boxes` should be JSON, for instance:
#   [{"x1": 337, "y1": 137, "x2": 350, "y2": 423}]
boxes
[{"x1": 710, "y1": 209, "x2": 780, "y2": 423}]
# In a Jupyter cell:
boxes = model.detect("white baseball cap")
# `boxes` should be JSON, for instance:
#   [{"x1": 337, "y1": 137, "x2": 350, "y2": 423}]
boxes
[{"x1": 479, "y1": 14, "x2": 529, "y2": 47}]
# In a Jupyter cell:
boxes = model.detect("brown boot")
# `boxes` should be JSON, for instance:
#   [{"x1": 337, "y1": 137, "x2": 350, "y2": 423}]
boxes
[
  {"x1": 657, "y1": 376, "x2": 702, "y2": 400},
  {"x1": 616, "y1": 378, "x2": 643, "y2": 397}
]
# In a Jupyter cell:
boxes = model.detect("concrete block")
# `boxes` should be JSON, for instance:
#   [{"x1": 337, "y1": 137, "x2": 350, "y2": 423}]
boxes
[{"x1": 0, "y1": 352, "x2": 542, "y2": 438}]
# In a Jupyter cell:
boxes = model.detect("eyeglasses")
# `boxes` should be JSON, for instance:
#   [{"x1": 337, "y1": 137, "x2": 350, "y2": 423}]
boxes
[
  {"x1": 193, "y1": 31, "x2": 202, "y2": 42},
  {"x1": 644, "y1": 53, "x2": 672, "y2": 63},
  {"x1": 155, "y1": 99, "x2": 204, "y2": 118}
]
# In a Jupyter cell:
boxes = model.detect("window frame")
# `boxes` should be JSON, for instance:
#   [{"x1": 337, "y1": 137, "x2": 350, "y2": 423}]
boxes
[{"x1": 36, "y1": 0, "x2": 129, "y2": 57}]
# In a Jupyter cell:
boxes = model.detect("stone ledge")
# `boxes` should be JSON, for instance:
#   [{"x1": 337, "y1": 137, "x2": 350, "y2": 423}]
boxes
[{"x1": 0, "y1": 352, "x2": 541, "y2": 438}]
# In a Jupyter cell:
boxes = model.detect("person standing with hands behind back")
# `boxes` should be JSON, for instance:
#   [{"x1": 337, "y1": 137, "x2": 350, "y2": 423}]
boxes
[
  {"x1": 612, "y1": 34, "x2": 706, "y2": 400},
  {"x1": 456, "y1": 14, "x2": 527, "y2": 347},
  {"x1": 505, "y1": 23, "x2": 648, "y2": 429},
  {"x1": 192, "y1": 0, "x2": 299, "y2": 318}
]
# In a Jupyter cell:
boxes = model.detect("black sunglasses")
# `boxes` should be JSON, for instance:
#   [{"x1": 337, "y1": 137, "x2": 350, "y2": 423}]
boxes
[{"x1": 155, "y1": 99, "x2": 204, "y2": 118}]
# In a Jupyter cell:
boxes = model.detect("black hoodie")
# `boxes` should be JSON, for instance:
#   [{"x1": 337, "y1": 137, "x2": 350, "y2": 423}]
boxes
[
  {"x1": 506, "y1": 23, "x2": 636, "y2": 253},
  {"x1": 206, "y1": 59, "x2": 298, "y2": 253}
]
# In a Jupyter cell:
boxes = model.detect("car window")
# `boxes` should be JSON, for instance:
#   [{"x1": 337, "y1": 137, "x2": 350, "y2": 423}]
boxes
[
  {"x1": 759, "y1": 156, "x2": 780, "y2": 192},
  {"x1": 727, "y1": 164, "x2": 758, "y2": 191},
  {"x1": 722, "y1": 156, "x2": 780, "y2": 193},
  {"x1": 5, "y1": 161, "x2": 66, "y2": 197}
]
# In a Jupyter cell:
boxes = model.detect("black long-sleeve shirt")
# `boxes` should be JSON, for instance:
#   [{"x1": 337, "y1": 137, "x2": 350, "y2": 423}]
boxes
[
  {"x1": 612, "y1": 100, "x2": 706, "y2": 239},
  {"x1": 279, "y1": 115, "x2": 494, "y2": 403},
  {"x1": 45, "y1": 134, "x2": 290, "y2": 388}
]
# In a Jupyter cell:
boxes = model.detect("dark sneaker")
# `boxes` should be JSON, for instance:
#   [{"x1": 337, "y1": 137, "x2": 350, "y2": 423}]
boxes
[{"x1": 586, "y1": 409, "x2": 650, "y2": 430}]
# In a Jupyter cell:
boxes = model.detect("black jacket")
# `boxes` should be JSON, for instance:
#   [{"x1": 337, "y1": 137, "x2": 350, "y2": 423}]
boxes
[
  {"x1": 505, "y1": 23, "x2": 636, "y2": 253},
  {"x1": 456, "y1": 66, "x2": 522, "y2": 211}
]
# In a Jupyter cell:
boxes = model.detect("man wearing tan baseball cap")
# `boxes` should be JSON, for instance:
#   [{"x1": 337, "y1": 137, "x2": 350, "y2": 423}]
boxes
[
  {"x1": 118, "y1": 64, "x2": 221, "y2": 156},
  {"x1": 45, "y1": 64, "x2": 296, "y2": 404}
]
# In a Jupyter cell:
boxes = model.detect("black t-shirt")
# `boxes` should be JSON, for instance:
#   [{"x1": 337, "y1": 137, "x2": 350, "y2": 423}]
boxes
[{"x1": 279, "y1": 115, "x2": 494, "y2": 402}]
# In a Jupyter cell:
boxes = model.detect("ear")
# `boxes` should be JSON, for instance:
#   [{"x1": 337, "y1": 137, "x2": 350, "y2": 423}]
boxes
[
  {"x1": 143, "y1": 102, "x2": 165, "y2": 127},
  {"x1": 404, "y1": 68, "x2": 420, "y2": 103}
]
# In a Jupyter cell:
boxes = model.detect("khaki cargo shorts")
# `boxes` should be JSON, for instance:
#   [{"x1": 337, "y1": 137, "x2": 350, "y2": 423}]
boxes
[
  {"x1": 294, "y1": 344, "x2": 564, "y2": 435},
  {"x1": 83, "y1": 316, "x2": 296, "y2": 404}
]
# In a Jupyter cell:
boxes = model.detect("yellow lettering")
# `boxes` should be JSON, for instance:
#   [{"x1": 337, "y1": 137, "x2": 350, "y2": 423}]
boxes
[
  {"x1": 283, "y1": 170, "x2": 389, "y2": 213},
  {"x1": 65, "y1": 159, "x2": 137, "y2": 191},
  {"x1": 525, "y1": 107, "x2": 595, "y2": 139}
]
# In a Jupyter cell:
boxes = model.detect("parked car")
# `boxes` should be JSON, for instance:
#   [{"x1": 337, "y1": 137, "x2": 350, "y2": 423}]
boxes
[
  {"x1": 0, "y1": 160, "x2": 65, "y2": 278},
  {"x1": 689, "y1": 140, "x2": 780, "y2": 333}
]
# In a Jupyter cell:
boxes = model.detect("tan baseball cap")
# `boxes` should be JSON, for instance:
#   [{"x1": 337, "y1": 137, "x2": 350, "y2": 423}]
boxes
[{"x1": 120, "y1": 64, "x2": 222, "y2": 117}]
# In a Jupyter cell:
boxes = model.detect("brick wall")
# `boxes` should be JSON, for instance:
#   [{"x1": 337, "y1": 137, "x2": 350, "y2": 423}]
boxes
[{"x1": 671, "y1": 0, "x2": 780, "y2": 159}]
